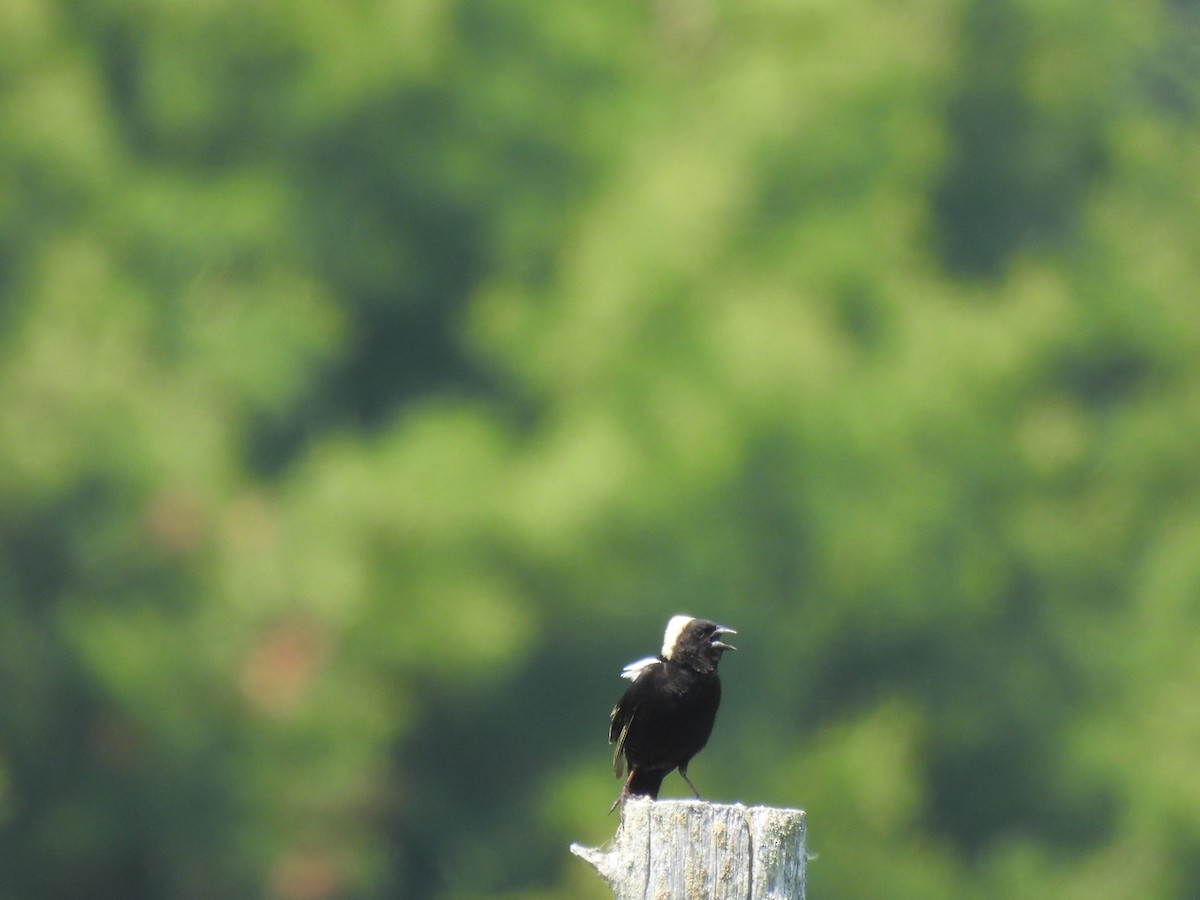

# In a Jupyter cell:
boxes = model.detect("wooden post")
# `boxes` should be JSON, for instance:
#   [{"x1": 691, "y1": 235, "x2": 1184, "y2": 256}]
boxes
[{"x1": 571, "y1": 798, "x2": 806, "y2": 899}]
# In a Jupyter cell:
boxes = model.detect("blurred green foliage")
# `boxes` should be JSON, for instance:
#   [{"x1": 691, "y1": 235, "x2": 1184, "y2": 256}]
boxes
[{"x1": 2, "y1": 0, "x2": 1200, "y2": 897}]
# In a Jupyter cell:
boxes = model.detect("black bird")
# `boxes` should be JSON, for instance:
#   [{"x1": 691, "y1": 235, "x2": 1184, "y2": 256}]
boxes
[{"x1": 608, "y1": 615, "x2": 737, "y2": 812}]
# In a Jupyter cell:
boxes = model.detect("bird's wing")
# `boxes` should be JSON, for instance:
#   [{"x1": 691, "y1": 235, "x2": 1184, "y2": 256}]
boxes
[
  {"x1": 620, "y1": 656, "x2": 661, "y2": 681},
  {"x1": 610, "y1": 705, "x2": 634, "y2": 778},
  {"x1": 609, "y1": 657, "x2": 662, "y2": 778}
]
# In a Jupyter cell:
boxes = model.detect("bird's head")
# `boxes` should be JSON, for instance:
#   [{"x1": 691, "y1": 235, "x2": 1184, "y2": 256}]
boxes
[{"x1": 661, "y1": 615, "x2": 737, "y2": 674}]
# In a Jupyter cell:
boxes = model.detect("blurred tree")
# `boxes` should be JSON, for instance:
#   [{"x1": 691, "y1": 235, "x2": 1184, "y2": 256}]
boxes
[{"x1": 1, "y1": 1, "x2": 1200, "y2": 899}]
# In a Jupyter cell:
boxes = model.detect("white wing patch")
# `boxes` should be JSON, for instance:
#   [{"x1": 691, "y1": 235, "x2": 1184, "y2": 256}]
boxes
[{"x1": 620, "y1": 656, "x2": 661, "y2": 681}]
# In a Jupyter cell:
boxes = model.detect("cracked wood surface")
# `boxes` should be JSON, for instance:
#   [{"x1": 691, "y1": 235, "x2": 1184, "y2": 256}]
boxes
[{"x1": 571, "y1": 799, "x2": 806, "y2": 899}]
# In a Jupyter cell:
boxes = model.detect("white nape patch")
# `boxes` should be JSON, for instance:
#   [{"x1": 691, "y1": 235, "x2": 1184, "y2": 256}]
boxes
[
  {"x1": 620, "y1": 657, "x2": 661, "y2": 681},
  {"x1": 660, "y1": 614, "x2": 696, "y2": 659}
]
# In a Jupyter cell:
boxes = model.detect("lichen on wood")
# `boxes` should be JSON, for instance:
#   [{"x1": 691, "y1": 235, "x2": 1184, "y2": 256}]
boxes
[{"x1": 571, "y1": 798, "x2": 806, "y2": 899}]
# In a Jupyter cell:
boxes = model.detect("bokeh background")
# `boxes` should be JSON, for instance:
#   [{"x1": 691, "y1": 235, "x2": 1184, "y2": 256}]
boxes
[{"x1": 3, "y1": 0, "x2": 1200, "y2": 897}]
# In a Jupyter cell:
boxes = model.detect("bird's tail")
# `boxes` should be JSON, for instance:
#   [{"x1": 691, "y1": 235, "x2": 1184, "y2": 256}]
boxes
[{"x1": 627, "y1": 768, "x2": 666, "y2": 800}]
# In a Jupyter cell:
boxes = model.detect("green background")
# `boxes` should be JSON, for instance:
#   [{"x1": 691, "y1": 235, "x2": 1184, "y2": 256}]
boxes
[{"x1": 2, "y1": 1, "x2": 1200, "y2": 897}]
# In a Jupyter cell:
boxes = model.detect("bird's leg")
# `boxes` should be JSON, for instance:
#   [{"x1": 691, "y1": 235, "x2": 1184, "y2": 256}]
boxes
[
  {"x1": 608, "y1": 767, "x2": 638, "y2": 815},
  {"x1": 679, "y1": 766, "x2": 703, "y2": 800}
]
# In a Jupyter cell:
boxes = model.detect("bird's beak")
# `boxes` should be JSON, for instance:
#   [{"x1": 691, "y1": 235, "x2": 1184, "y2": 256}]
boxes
[{"x1": 711, "y1": 626, "x2": 737, "y2": 652}]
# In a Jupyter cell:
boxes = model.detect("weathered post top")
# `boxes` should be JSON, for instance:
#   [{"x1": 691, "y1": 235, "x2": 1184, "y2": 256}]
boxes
[{"x1": 571, "y1": 798, "x2": 806, "y2": 900}]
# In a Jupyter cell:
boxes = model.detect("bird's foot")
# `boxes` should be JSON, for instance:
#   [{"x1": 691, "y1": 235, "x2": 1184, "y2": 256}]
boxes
[
  {"x1": 608, "y1": 788, "x2": 627, "y2": 815},
  {"x1": 680, "y1": 769, "x2": 703, "y2": 800}
]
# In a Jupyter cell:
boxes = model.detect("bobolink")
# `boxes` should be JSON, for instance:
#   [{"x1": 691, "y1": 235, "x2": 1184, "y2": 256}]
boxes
[{"x1": 608, "y1": 615, "x2": 736, "y2": 812}]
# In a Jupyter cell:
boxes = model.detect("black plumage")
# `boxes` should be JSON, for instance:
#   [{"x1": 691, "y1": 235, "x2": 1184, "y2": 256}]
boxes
[{"x1": 608, "y1": 615, "x2": 736, "y2": 811}]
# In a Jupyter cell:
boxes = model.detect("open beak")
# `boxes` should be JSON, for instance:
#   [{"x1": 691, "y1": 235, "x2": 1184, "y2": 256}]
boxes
[{"x1": 711, "y1": 626, "x2": 737, "y2": 652}]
